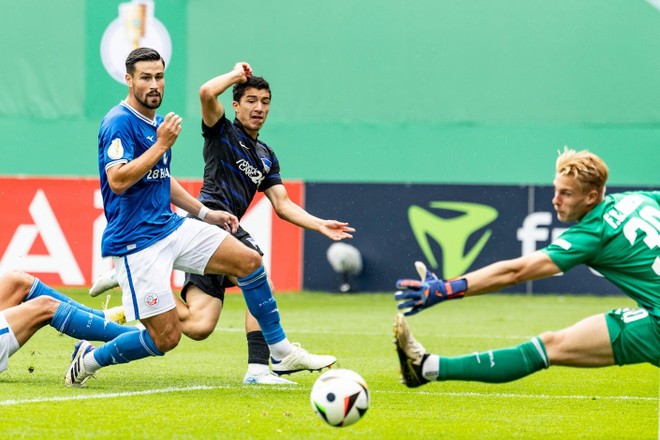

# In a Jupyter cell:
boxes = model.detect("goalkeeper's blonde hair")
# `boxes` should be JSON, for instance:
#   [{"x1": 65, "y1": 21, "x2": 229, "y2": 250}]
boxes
[{"x1": 556, "y1": 147, "x2": 608, "y2": 198}]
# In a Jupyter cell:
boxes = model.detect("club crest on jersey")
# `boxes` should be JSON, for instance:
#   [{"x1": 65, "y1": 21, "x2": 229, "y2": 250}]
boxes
[
  {"x1": 144, "y1": 293, "x2": 159, "y2": 308},
  {"x1": 261, "y1": 157, "x2": 272, "y2": 174},
  {"x1": 108, "y1": 138, "x2": 124, "y2": 160}
]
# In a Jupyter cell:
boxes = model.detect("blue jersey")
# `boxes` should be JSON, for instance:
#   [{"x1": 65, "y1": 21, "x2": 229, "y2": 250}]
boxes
[{"x1": 98, "y1": 101, "x2": 184, "y2": 257}]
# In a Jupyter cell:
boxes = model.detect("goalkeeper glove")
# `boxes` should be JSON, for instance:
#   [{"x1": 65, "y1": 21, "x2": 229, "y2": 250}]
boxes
[{"x1": 394, "y1": 261, "x2": 467, "y2": 316}]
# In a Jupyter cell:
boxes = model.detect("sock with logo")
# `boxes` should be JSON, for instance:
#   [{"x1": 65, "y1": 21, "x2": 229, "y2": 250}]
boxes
[
  {"x1": 237, "y1": 266, "x2": 286, "y2": 346},
  {"x1": 26, "y1": 279, "x2": 104, "y2": 318},
  {"x1": 435, "y1": 337, "x2": 549, "y2": 383},
  {"x1": 87, "y1": 329, "x2": 163, "y2": 371},
  {"x1": 421, "y1": 354, "x2": 441, "y2": 379},
  {"x1": 50, "y1": 303, "x2": 137, "y2": 341}
]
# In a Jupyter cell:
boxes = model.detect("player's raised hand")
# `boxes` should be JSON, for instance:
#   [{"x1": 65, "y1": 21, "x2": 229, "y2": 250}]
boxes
[
  {"x1": 320, "y1": 220, "x2": 355, "y2": 241},
  {"x1": 204, "y1": 209, "x2": 239, "y2": 233},
  {"x1": 233, "y1": 62, "x2": 253, "y2": 83},
  {"x1": 394, "y1": 261, "x2": 467, "y2": 316},
  {"x1": 156, "y1": 112, "x2": 183, "y2": 149}
]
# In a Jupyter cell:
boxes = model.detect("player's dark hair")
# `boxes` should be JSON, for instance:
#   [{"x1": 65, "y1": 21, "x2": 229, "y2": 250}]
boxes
[
  {"x1": 125, "y1": 47, "x2": 165, "y2": 75},
  {"x1": 233, "y1": 76, "x2": 271, "y2": 102}
]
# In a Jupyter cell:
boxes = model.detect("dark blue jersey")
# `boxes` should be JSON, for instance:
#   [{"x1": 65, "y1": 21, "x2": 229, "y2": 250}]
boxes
[
  {"x1": 198, "y1": 114, "x2": 282, "y2": 218},
  {"x1": 98, "y1": 101, "x2": 184, "y2": 257}
]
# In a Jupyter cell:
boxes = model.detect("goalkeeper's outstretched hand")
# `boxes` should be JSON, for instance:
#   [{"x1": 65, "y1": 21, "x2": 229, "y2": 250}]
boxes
[{"x1": 394, "y1": 261, "x2": 467, "y2": 316}]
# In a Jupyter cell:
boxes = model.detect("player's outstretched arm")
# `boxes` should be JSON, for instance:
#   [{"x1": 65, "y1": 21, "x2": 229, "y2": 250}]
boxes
[
  {"x1": 463, "y1": 251, "x2": 560, "y2": 295},
  {"x1": 318, "y1": 220, "x2": 355, "y2": 241},
  {"x1": 394, "y1": 252, "x2": 562, "y2": 315},
  {"x1": 394, "y1": 262, "x2": 466, "y2": 316},
  {"x1": 199, "y1": 62, "x2": 252, "y2": 127},
  {"x1": 265, "y1": 185, "x2": 355, "y2": 240}
]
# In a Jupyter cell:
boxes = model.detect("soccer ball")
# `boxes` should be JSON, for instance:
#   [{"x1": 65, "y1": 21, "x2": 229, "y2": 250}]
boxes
[{"x1": 310, "y1": 368, "x2": 369, "y2": 427}]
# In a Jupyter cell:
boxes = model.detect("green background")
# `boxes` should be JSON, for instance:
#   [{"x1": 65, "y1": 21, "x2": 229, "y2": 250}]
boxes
[{"x1": 1, "y1": 0, "x2": 659, "y2": 185}]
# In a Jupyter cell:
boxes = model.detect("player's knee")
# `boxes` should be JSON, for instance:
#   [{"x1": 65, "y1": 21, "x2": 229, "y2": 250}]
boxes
[
  {"x1": 151, "y1": 329, "x2": 182, "y2": 353},
  {"x1": 235, "y1": 251, "x2": 263, "y2": 278},
  {"x1": 30, "y1": 295, "x2": 60, "y2": 317},
  {"x1": 539, "y1": 330, "x2": 563, "y2": 360},
  {"x1": 184, "y1": 322, "x2": 214, "y2": 341},
  {"x1": 4, "y1": 270, "x2": 34, "y2": 295},
  {"x1": 539, "y1": 331, "x2": 556, "y2": 345}
]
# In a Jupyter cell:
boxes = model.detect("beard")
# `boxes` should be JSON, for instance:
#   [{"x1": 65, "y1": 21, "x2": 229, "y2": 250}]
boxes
[{"x1": 138, "y1": 92, "x2": 162, "y2": 110}]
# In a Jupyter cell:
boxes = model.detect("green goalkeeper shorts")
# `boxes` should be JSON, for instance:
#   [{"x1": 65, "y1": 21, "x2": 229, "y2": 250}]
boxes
[{"x1": 606, "y1": 307, "x2": 660, "y2": 367}]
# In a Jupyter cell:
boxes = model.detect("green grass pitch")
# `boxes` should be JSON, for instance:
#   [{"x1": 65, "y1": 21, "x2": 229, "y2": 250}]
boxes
[{"x1": 1, "y1": 290, "x2": 657, "y2": 439}]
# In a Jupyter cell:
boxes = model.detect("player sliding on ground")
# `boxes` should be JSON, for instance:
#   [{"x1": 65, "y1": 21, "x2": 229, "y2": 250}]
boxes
[
  {"x1": 0, "y1": 271, "x2": 129, "y2": 375},
  {"x1": 393, "y1": 147, "x2": 660, "y2": 387}
]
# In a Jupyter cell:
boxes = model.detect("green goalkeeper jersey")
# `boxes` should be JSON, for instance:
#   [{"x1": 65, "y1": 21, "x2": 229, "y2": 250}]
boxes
[{"x1": 542, "y1": 191, "x2": 660, "y2": 316}]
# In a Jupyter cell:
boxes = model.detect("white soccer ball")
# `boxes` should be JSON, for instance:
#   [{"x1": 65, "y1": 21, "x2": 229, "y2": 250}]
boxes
[{"x1": 310, "y1": 368, "x2": 369, "y2": 427}]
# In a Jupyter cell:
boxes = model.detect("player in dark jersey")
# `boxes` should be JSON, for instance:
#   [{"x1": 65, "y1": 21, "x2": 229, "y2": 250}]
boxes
[
  {"x1": 393, "y1": 147, "x2": 660, "y2": 387},
  {"x1": 179, "y1": 62, "x2": 355, "y2": 384}
]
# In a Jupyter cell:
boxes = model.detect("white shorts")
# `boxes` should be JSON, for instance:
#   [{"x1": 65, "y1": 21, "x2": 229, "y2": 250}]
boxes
[
  {"x1": 114, "y1": 219, "x2": 228, "y2": 322},
  {"x1": 0, "y1": 312, "x2": 20, "y2": 374}
]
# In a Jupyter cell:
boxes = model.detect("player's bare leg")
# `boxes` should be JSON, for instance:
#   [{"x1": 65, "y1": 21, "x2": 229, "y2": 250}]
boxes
[
  {"x1": 541, "y1": 313, "x2": 614, "y2": 367},
  {"x1": 174, "y1": 287, "x2": 221, "y2": 341},
  {"x1": 0, "y1": 270, "x2": 34, "y2": 309},
  {"x1": 3, "y1": 297, "x2": 55, "y2": 345}
]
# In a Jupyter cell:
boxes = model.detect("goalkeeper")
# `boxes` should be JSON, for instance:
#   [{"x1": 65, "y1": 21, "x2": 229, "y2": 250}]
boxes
[{"x1": 393, "y1": 147, "x2": 660, "y2": 387}]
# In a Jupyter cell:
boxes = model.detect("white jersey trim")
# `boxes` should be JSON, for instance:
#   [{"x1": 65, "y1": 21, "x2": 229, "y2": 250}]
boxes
[
  {"x1": 105, "y1": 158, "x2": 129, "y2": 172},
  {"x1": 119, "y1": 101, "x2": 158, "y2": 127}
]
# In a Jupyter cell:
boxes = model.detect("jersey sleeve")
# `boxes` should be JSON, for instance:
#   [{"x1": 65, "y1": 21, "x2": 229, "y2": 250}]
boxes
[
  {"x1": 100, "y1": 114, "x2": 134, "y2": 172},
  {"x1": 201, "y1": 113, "x2": 229, "y2": 138},
  {"x1": 258, "y1": 149, "x2": 282, "y2": 192},
  {"x1": 638, "y1": 190, "x2": 660, "y2": 205},
  {"x1": 541, "y1": 218, "x2": 603, "y2": 273}
]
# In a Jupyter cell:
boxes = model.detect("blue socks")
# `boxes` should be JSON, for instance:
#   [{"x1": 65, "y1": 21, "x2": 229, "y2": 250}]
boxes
[
  {"x1": 31, "y1": 278, "x2": 163, "y2": 369},
  {"x1": 92, "y1": 329, "x2": 163, "y2": 366},
  {"x1": 27, "y1": 279, "x2": 104, "y2": 319},
  {"x1": 237, "y1": 266, "x2": 286, "y2": 345},
  {"x1": 50, "y1": 303, "x2": 137, "y2": 341}
]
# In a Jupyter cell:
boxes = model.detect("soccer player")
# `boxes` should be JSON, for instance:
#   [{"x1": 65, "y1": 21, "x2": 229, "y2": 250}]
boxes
[
  {"x1": 90, "y1": 62, "x2": 354, "y2": 385},
  {"x1": 67, "y1": 48, "x2": 335, "y2": 388},
  {"x1": 393, "y1": 148, "x2": 660, "y2": 387},
  {"x1": 0, "y1": 270, "x2": 132, "y2": 375},
  {"x1": 181, "y1": 62, "x2": 354, "y2": 385}
]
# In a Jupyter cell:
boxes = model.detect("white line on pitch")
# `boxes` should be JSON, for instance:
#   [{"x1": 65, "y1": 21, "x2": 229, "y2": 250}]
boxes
[
  {"x1": 375, "y1": 389, "x2": 658, "y2": 401},
  {"x1": 0, "y1": 385, "x2": 655, "y2": 407},
  {"x1": 0, "y1": 385, "x2": 231, "y2": 407},
  {"x1": 212, "y1": 327, "x2": 532, "y2": 340}
]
